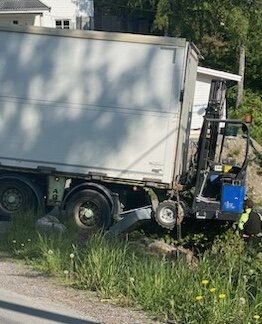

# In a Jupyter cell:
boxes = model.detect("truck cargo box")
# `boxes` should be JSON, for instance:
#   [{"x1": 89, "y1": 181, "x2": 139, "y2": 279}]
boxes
[{"x1": 0, "y1": 26, "x2": 198, "y2": 187}]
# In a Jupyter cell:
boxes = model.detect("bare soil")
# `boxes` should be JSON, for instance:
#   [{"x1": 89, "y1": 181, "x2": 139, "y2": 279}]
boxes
[{"x1": 223, "y1": 136, "x2": 262, "y2": 205}]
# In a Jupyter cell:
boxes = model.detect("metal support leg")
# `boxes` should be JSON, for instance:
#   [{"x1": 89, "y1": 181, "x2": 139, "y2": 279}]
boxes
[
  {"x1": 177, "y1": 223, "x2": 182, "y2": 241},
  {"x1": 176, "y1": 223, "x2": 182, "y2": 258}
]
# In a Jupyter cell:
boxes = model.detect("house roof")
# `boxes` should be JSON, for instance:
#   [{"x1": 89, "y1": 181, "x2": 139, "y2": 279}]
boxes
[
  {"x1": 197, "y1": 66, "x2": 241, "y2": 82},
  {"x1": 0, "y1": 0, "x2": 50, "y2": 13}
]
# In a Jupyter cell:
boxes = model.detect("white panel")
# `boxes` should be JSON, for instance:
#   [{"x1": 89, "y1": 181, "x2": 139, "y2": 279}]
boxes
[
  {"x1": 174, "y1": 46, "x2": 199, "y2": 177},
  {"x1": 191, "y1": 75, "x2": 211, "y2": 130},
  {"x1": 0, "y1": 30, "x2": 187, "y2": 184},
  {"x1": 192, "y1": 72, "x2": 228, "y2": 130}
]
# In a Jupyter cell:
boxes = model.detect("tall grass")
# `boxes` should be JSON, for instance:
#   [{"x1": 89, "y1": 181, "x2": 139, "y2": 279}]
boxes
[{"x1": 1, "y1": 211, "x2": 262, "y2": 323}]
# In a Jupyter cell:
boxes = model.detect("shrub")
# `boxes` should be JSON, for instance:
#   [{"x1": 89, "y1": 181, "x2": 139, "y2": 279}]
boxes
[{"x1": 228, "y1": 88, "x2": 262, "y2": 145}]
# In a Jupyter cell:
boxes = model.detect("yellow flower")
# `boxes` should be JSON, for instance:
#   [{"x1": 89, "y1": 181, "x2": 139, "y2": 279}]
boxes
[
  {"x1": 210, "y1": 287, "x2": 217, "y2": 293},
  {"x1": 195, "y1": 295, "x2": 203, "y2": 301},
  {"x1": 201, "y1": 279, "x2": 209, "y2": 285},
  {"x1": 218, "y1": 293, "x2": 226, "y2": 299},
  {"x1": 12, "y1": 240, "x2": 16, "y2": 244},
  {"x1": 63, "y1": 270, "x2": 69, "y2": 275},
  {"x1": 21, "y1": 243, "x2": 24, "y2": 247},
  {"x1": 253, "y1": 314, "x2": 260, "y2": 320},
  {"x1": 69, "y1": 253, "x2": 75, "y2": 259}
]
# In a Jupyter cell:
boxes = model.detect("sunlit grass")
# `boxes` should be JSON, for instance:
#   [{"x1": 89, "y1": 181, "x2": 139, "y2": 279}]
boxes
[{"x1": 1, "y1": 211, "x2": 262, "y2": 323}]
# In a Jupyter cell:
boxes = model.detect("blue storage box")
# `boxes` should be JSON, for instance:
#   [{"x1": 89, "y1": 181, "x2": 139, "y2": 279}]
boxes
[{"x1": 221, "y1": 184, "x2": 245, "y2": 213}]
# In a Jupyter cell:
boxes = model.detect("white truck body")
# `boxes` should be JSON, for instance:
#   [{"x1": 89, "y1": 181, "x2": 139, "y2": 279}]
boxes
[{"x1": 0, "y1": 26, "x2": 198, "y2": 188}]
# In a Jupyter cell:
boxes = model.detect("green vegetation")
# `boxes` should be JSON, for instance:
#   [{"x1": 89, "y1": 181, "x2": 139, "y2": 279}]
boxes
[
  {"x1": 228, "y1": 89, "x2": 262, "y2": 145},
  {"x1": 1, "y1": 211, "x2": 261, "y2": 323}
]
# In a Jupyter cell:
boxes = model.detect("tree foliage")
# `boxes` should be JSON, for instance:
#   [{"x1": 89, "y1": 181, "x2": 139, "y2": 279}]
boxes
[
  {"x1": 96, "y1": 0, "x2": 261, "y2": 92},
  {"x1": 228, "y1": 88, "x2": 262, "y2": 144}
]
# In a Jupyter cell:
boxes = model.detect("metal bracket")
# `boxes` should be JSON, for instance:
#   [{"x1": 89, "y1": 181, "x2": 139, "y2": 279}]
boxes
[
  {"x1": 145, "y1": 187, "x2": 159, "y2": 212},
  {"x1": 47, "y1": 175, "x2": 66, "y2": 206}
]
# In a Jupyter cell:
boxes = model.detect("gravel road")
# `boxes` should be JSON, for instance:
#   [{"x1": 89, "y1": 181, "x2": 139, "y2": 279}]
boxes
[{"x1": 0, "y1": 254, "x2": 158, "y2": 324}]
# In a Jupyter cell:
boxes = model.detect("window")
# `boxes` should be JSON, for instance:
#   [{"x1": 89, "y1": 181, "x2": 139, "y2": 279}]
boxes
[
  {"x1": 13, "y1": 20, "x2": 18, "y2": 25},
  {"x1": 55, "y1": 20, "x2": 70, "y2": 29}
]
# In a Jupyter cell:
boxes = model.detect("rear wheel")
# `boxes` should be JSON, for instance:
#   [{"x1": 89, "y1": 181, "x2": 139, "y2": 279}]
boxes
[
  {"x1": 0, "y1": 179, "x2": 37, "y2": 220},
  {"x1": 65, "y1": 189, "x2": 112, "y2": 232}
]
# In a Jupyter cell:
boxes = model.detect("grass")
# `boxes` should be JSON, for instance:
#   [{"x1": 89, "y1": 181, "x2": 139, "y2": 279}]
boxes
[{"x1": 1, "y1": 211, "x2": 262, "y2": 323}]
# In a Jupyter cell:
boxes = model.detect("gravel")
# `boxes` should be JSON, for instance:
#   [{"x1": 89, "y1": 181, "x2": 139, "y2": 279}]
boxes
[{"x1": 0, "y1": 254, "x2": 159, "y2": 324}]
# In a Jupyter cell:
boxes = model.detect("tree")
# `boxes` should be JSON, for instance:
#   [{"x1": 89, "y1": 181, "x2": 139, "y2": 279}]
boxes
[{"x1": 98, "y1": 0, "x2": 262, "y2": 94}]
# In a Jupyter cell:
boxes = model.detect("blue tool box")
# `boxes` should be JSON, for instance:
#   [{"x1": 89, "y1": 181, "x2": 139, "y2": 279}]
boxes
[{"x1": 221, "y1": 184, "x2": 245, "y2": 213}]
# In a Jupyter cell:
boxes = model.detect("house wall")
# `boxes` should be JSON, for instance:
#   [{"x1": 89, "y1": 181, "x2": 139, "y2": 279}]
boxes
[
  {"x1": 191, "y1": 73, "x2": 212, "y2": 130},
  {"x1": 0, "y1": 0, "x2": 94, "y2": 29},
  {"x1": 191, "y1": 72, "x2": 226, "y2": 133},
  {"x1": 0, "y1": 14, "x2": 37, "y2": 27},
  {"x1": 35, "y1": 0, "x2": 94, "y2": 29}
]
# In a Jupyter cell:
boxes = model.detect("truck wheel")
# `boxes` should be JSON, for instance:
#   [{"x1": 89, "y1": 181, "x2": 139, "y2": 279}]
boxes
[
  {"x1": 65, "y1": 189, "x2": 112, "y2": 231},
  {"x1": 0, "y1": 179, "x2": 36, "y2": 220},
  {"x1": 155, "y1": 200, "x2": 177, "y2": 230}
]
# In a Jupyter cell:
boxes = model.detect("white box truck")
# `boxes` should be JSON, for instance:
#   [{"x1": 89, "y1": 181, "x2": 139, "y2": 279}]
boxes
[{"x1": 0, "y1": 26, "x2": 249, "y2": 233}]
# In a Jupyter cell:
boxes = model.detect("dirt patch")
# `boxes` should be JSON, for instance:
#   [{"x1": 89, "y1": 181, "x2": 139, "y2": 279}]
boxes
[
  {"x1": 0, "y1": 255, "x2": 158, "y2": 324},
  {"x1": 222, "y1": 136, "x2": 262, "y2": 205}
]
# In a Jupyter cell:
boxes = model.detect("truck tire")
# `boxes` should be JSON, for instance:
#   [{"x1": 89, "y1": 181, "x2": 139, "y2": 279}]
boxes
[
  {"x1": 0, "y1": 179, "x2": 37, "y2": 220},
  {"x1": 154, "y1": 200, "x2": 177, "y2": 230},
  {"x1": 65, "y1": 189, "x2": 112, "y2": 231}
]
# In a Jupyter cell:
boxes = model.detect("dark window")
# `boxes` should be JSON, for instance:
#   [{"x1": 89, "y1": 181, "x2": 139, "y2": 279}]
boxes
[
  {"x1": 63, "y1": 20, "x2": 70, "y2": 29},
  {"x1": 13, "y1": 20, "x2": 18, "y2": 25},
  {"x1": 55, "y1": 20, "x2": 70, "y2": 29}
]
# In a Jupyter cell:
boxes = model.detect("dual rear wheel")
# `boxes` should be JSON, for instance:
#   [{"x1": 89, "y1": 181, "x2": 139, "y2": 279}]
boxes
[
  {"x1": 0, "y1": 179, "x2": 38, "y2": 220},
  {"x1": 65, "y1": 189, "x2": 113, "y2": 231},
  {"x1": 0, "y1": 177, "x2": 113, "y2": 232}
]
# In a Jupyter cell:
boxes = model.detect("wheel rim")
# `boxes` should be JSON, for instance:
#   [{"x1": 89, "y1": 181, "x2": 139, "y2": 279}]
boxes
[
  {"x1": 159, "y1": 206, "x2": 176, "y2": 224},
  {"x1": 1, "y1": 187, "x2": 25, "y2": 212},
  {"x1": 78, "y1": 201, "x2": 100, "y2": 227}
]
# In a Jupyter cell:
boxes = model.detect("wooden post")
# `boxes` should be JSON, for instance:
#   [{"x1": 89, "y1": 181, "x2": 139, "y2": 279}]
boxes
[{"x1": 236, "y1": 43, "x2": 245, "y2": 109}]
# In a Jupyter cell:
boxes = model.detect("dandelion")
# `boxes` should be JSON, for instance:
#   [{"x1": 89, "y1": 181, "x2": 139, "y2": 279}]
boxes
[
  {"x1": 21, "y1": 243, "x2": 24, "y2": 247},
  {"x1": 48, "y1": 249, "x2": 54, "y2": 255},
  {"x1": 218, "y1": 293, "x2": 226, "y2": 299},
  {"x1": 201, "y1": 279, "x2": 209, "y2": 285},
  {"x1": 129, "y1": 277, "x2": 135, "y2": 283},
  {"x1": 195, "y1": 295, "x2": 203, "y2": 301},
  {"x1": 210, "y1": 287, "x2": 217, "y2": 293},
  {"x1": 27, "y1": 239, "x2": 31, "y2": 242},
  {"x1": 12, "y1": 240, "x2": 16, "y2": 244},
  {"x1": 253, "y1": 315, "x2": 260, "y2": 321},
  {"x1": 63, "y1": 270, "x2": 69, "y2": 275},
  {"x1": 69, "y1": 253, "x2": 75, "y2": 259},
  {"x1": 239, "y1": 297, "x2": 246, "y2": 305}
]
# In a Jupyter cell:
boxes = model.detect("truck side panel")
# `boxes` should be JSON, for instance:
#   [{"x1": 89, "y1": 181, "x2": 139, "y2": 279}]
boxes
[
  {"x1": 173, "y1": 45, "x2": 199, "y2": 182},
  {"x1": 0, "y1": 27, "x2": 190, "y2": 185}
]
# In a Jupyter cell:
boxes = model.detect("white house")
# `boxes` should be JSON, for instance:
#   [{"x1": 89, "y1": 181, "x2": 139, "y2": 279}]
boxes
[
  {"x1": 192, "y1": 66, "x2": 241, "y2": 131},
  {"x1": 0, "y1": 0, "x2": 94, "y2": 29}
]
